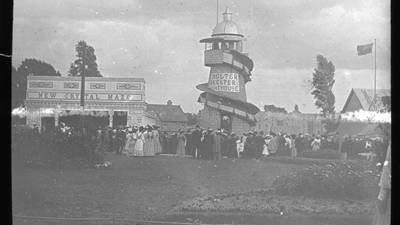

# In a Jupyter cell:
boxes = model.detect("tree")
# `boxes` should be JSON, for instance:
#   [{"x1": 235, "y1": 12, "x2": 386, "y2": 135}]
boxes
[
  {"x1": 185, "y1": 113, "x2": 199, "y2": 126},
  {"x1": 68, "y1": 41, "x2": 102, "y2": 77},
  {"x1": 12, "y1": 58, "x2": 60, "y2": 108},
  {"x1": 311, "y1": 55, "x2": 335, "y2": 117}
]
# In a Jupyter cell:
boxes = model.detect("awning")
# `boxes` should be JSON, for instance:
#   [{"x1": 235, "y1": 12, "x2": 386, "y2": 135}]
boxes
[{"x1": 196, "y1": 83, "x2": 260, "y2": 114}]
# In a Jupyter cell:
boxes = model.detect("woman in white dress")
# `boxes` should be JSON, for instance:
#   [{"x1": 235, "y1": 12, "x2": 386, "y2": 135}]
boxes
[
  {"x1": 134, "y1": 127, "x2": 144, "y2": 157},
  {"x1": 176, "y1": 130, "x2": 186, "y2": 156},
  {"x1": 152, "y1": 126, "x2": 162, "y2": 154},
  {"x1": 124, "y1": 128, "x2": 137, "y2": 157},
  {"x1": 143, "y1": 126, "x2": 155, "y2": 156},
  {"x1": 236, "y1": 137, "x2": 243, "y2": 158},
  {"x1": 263, "y1": 136, "x2": 271, "y2": 156}
]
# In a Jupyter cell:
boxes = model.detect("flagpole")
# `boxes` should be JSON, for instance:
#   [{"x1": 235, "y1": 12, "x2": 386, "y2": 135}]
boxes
[
  {"x1": 217, "y1": 0, "x2": 219, "y2": 24},
  {"x1": 374, "y1": 38, "x2": 377, "y2": 103}
]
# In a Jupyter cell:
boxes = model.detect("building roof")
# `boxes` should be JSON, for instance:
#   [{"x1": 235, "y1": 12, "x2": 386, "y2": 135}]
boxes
[
  {"x1": 146, "y1": 103, "x2": 188, "y2": 123},
  {"x1": 27, "y1": 75, "x2": 145, "y2": 82},
  {"x1": 342, "y1": 88, "x2": 390, "y2": 112},
  {"x1": 212, "y1": 7, "x2": 243, "y2": 37}
]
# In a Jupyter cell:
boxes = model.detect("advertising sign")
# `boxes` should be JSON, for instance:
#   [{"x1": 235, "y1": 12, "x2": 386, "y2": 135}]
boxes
[{"x1": 209, "y1": 72, "x2": 240, "y2": 92}]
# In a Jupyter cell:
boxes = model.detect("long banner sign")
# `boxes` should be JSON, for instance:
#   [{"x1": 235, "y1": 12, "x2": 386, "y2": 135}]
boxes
[{"x1": 27, "y1": 92, "x2": 143, "y2": 102}]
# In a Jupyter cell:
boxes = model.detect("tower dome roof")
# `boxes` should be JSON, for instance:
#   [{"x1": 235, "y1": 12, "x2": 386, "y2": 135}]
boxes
[{"x1": 212, "y1": 7, "x2": 243, "y2": 37}]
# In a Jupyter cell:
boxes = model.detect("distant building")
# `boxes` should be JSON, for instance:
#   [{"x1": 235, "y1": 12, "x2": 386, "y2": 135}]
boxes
[
  {"x1": 25, "y1": 75, "x2": 146, "y2": 130},
  {"x1": 341, "y1": 88, "x2": 390, "y2": 113},
  {"x1": 255, "y1": 111, "x2": 324, "y2": 135},
  {"x1": 24, "y1": 75, "x2": 188, "y2": 132},
  {"x1": 146, "y1": 100, "x2": 188, "y2": 132}
]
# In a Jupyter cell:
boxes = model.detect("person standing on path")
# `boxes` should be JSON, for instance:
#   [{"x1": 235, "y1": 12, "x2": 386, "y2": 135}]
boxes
[
  {"x1": 152, "y1": 125, "x2": 162, "y2": 154},
  {"x1": 213, "y1": 130, "x2": 222, "y2": 161},
  {"x1": 133, "y1": 126, "x2": 144, "y2": 157},
  {"x1": 124, "y1": 128, "x2": 137, "y2": 157},
  {"x1": 176, "y1": 130, "x2": 187, "y2": 156},
  {"x1": 143, "y1": 126, "x2": 155, "y2": 156},
  {"x1": 191, "y1": 125, "x2": 202, "y2": 158}
]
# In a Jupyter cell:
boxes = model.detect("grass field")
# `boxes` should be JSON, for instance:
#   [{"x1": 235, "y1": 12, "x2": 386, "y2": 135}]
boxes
[{"x1": 12, "y1": 153, "x2": 306, "y2": 224}]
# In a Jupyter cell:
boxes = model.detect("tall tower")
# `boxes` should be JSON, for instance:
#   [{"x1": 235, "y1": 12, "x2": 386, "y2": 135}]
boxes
[{"x1": 196, "y1": 7, "x2": 260, "y2": 134}]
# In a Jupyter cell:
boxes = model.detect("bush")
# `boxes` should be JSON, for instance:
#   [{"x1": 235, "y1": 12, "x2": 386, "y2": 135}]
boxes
[
  {"x1": 12, "y1": 127, "x2": 99, "y2": 169},
  {"x1": 271, "y1": 161, "x2": 379, "y2": 200},
  {"x1": 301, "y1": 149, "x2": 341, "y2": 159}
]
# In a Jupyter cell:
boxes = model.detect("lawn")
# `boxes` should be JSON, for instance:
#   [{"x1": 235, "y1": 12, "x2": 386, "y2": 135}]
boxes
[{"x1": 12, "y1": 153, "x2": 305, "y2": 224}]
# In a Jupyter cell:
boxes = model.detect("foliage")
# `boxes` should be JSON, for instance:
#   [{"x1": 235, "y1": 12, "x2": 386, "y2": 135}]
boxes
[
  {"x1": 68, "y1": 41, "x2": 102, "y2": 77},
  {"x1": 321, "y1": 118, "x2": 340, "y2": 133},
  {"x1": 12, "y1": 127, "x2": 99, "y2": 169},
  {"x1": 185, "y1": 113, "x2": 199, "y2": 126},
  {"x1": 272, "y1": 161, "x2": 379, "y2": 200},
  {"x1": 311, "y1": 55, "x2": 336, "y2": 117},
  {"x1": 263, "y1": 104, "x2": 287, "y2": 114},
  {"x1": 301, "y1": 149, "x2": 341, "y2": 160},
  {"x1": 12, "y1": 59, "x2": 60, "y2": 108}
]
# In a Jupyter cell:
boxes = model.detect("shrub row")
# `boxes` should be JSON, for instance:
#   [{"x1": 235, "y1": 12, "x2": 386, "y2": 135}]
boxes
[{"x1": 271, "y1": 161, "x2": 379, "y2": 200}]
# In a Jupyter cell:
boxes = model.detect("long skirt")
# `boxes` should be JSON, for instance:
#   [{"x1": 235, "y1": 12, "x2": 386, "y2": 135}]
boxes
[
  {"x1": 153, "y1": 138, "x2": 162, "y2": 154},
  {"x1": 124, "y1": 139, "x2": 136, "y2": 157},
  {"x1": 143, "y1": 140, "x2": 155, "y2": 156},
  {"x1": 176, "y1": 141, "x2": 186, "y2": 156},
  {"x1": 134, "y1": 140, "x2": 144, "y2": 156}
]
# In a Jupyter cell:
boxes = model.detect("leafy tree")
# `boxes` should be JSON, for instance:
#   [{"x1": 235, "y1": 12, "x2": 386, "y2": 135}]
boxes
[
  {"x1": 321, "y1": 118, "x2": 339, "y2": 133},
  {"x1": 12, "y1": 58, "x2": 60, "y2": 108},
  {"x1": 311, "y1": 55, "x2": 335, "y2": 117},
  {"x1": 68, "y1": 41, "x2": 102, "y2": 77},
  {"x1": 185, "y1": 113, "x2": 199, "y2": 126}
]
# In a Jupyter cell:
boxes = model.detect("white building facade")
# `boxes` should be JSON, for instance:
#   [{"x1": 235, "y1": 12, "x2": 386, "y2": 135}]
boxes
[{"x1": 25, "y1": 75, "x2": 147, "y2": 129}]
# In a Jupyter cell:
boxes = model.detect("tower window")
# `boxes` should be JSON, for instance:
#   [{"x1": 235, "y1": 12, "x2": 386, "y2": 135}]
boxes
[{"x1": 213, "y1": 42, "x2": 219, "y2": 50}]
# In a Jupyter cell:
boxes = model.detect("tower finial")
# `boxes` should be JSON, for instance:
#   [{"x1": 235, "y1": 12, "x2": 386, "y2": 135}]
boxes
[{"x1": 223, "y1": 7, "x2": 232, "y2": 21}]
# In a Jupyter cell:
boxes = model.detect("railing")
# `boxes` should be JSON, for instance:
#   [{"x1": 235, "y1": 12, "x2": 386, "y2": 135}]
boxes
[{"x1": 204, "y1": 49, "x2": 253, "y2": 82}]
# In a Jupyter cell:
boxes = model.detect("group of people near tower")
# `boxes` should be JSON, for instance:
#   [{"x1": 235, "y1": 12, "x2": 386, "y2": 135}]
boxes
[{"x1": 93, "y1": 125, "x2": 163, "y2": 157}]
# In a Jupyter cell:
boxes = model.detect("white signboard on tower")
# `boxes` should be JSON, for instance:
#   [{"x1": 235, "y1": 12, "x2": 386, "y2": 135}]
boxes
[{"x1": 209, "y1": 72, "x2": 240, "y2": 92}]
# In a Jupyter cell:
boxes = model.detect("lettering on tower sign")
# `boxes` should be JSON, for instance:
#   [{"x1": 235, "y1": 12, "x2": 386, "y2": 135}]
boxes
[{"x1": 209, "y1": 72, "x2": 240, "y2": 92}]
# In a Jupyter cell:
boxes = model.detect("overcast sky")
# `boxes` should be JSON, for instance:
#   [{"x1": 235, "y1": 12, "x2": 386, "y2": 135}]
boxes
[{"x1": 12, "y1": 0, "x2": 390, "y2": 113}]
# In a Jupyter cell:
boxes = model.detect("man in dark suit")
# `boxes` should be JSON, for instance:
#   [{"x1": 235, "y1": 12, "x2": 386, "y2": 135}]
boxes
[
  {"x1": 191, "y1": 125, "x2": 202, "y2": 158},
  {"x1": 213, "y1": 129, "x2": 222, "y2": 160}
]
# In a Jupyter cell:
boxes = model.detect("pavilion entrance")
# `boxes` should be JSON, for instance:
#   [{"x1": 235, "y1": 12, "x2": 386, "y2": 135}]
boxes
[{"x1": 112, "y1": 111, "x2": 127, "y2": 128}]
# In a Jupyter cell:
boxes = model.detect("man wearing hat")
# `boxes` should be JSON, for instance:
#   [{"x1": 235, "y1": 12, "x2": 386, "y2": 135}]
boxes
[
  {"x1": 203, "y1": 128, "x2": 214, "y2": 160},
  {"x1": 191, "y1": 125, "x2": 202, "y2": 158},
  {"x1": 213, "y1": 129, "x2": 222, "y2": 161}
]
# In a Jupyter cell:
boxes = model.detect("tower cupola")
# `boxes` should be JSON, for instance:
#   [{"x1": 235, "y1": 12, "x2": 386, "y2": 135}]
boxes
[{"x1": 212, "y1": 7, "x2": 242, "y2": 37}]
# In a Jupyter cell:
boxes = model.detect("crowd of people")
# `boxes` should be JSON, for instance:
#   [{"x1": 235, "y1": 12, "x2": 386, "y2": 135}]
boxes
[{"x1": 13, "y1": 122, "x2": 390, "y2": 168}]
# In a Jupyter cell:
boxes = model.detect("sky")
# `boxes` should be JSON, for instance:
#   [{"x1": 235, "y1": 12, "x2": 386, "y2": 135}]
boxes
[{"x1": 12, "y1": 0, "x2": 391, "y2": 113}]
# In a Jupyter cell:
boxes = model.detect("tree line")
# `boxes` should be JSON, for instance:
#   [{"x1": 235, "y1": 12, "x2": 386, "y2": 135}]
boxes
[{"x1": 12, "y1": 41, "x2": 102, "y2": 108}]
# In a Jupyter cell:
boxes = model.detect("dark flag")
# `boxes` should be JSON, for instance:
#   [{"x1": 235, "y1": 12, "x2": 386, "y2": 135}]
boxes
[{"x1": 357, "y1": 43, "x2": 373, "y2": 56}]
